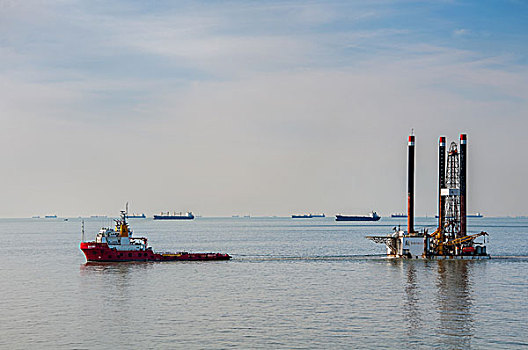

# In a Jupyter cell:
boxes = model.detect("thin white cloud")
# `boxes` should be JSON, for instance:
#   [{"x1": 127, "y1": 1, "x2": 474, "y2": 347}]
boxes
[{"x1": 453, "y1": 28, "x2": 470, "y2": 37}]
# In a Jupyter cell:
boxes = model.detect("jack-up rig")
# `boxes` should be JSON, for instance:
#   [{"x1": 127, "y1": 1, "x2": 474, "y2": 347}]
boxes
[{"x1": 367, "y1": 133, "x2": 490, "y2": 259}]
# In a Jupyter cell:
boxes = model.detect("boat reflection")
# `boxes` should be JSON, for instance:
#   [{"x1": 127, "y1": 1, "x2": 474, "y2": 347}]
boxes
[{"x1": 79, "y1": 261, "x2": 152, "y2": 276}]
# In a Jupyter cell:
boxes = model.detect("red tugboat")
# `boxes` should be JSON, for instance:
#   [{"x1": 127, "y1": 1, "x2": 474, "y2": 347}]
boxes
[{"x1": 80, "y1": 210, "x2": 231, "y2": 262}]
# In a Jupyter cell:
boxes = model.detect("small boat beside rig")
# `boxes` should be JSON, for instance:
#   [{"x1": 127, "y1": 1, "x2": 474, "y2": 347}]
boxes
[
  {"x1": 153, "y1": 211, "x2": 195, "y2": 220},
  {"x1": 336, "y1": 211, "x2": 380, "y2": 221},
  {"x1": 80, "y1": 210, "x2": 230, "y2": 262},
  {"x1": 391, "y1": 213, "x2": 407, "y2": 218}
]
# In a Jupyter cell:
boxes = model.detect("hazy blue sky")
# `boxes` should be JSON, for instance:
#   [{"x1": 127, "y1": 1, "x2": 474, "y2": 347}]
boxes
[{"x1": 1, "y1": 0, "x2": 527, "y2": 217}]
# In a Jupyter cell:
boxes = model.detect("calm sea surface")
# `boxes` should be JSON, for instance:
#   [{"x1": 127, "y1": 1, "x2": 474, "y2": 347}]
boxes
[{"x1": 0, "y1": 216, "x2": 527, "y2": 349}]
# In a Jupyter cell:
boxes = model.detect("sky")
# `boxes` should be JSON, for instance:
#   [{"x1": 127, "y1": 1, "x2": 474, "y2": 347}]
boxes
[{"x1": 1, "y1": 0, "x2": 527, "y2": 217}]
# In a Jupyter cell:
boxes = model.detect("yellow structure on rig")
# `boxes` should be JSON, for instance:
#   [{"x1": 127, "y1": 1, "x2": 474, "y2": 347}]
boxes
[{"x1": 430, "y1": 228, "x2": 488, "y2": 256}]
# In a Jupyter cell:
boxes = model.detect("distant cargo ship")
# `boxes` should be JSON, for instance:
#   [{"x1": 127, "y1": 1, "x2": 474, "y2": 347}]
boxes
[
  {"x1": 153, "y1": 212, "x2": 194, "y2": 220},
  {"x1": 336, "y1": 211, "x2": 380, "y2": 222},
  {"x1": 292, "y1": 213, "x2": 325, "y2": 218},
  {"x1": 435, "y1": 213, "x2": 483, "y2": 218},
  {"x1": 45, "y1": 215, "x2": 57, "y2": 219},
  {"x1": 126, "y1": 213, "x2": 146, "y2": 219},
  {"x1": 391, "y1": 213, "x2": 407, "y2": 218}
]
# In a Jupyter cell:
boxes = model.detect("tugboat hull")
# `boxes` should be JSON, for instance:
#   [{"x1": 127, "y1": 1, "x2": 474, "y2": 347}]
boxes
[{"x1": 80, "y1": 242, "x2": 231, "y2": 262}]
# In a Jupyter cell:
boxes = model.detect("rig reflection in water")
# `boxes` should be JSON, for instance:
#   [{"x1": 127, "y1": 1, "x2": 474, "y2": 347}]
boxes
[{"x1": 397, "y1": 259, "x2": 476, "y2": 348}]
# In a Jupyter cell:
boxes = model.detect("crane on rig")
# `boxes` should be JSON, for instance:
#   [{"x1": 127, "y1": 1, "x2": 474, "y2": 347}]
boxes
[{"x1": 430, "y1": 228, "x2": 488, "y2": 255}]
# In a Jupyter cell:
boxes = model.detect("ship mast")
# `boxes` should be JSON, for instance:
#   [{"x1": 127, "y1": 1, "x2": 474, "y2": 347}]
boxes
[{"x1": 116, "y1": 207, "x2": 130, "y2": 237}]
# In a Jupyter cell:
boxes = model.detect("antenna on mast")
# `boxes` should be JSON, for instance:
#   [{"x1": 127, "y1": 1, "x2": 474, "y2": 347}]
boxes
[{"x1": 81, "y1": 220, "x2": 85, "y2": 242}]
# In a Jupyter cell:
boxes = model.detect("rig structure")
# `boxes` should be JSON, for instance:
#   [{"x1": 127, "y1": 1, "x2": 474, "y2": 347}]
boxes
[{"x1": 367, "y1": 133, "x2": 489, "y2": 259}]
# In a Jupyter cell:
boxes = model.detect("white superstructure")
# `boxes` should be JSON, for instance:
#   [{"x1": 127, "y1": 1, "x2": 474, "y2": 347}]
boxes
[{"x1": 94, "y1": 217, "x2": 148, "y2": 251}]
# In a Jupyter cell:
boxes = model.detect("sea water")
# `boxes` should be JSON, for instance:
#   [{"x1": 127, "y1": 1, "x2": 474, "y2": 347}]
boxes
[{"x1": 0, "y1": 216, "x2": 526, "y2": 349}]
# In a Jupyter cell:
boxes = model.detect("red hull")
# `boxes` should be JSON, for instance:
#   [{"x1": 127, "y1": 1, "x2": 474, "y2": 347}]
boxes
[{"x1": 80, "y1": 242, "x2": 231, "y2": 262}]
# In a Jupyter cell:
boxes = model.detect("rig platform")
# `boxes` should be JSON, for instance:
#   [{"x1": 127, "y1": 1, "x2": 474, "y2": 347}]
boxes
[{"x1": 367, "y1": 133, "x2": 490, "y2": 259}]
